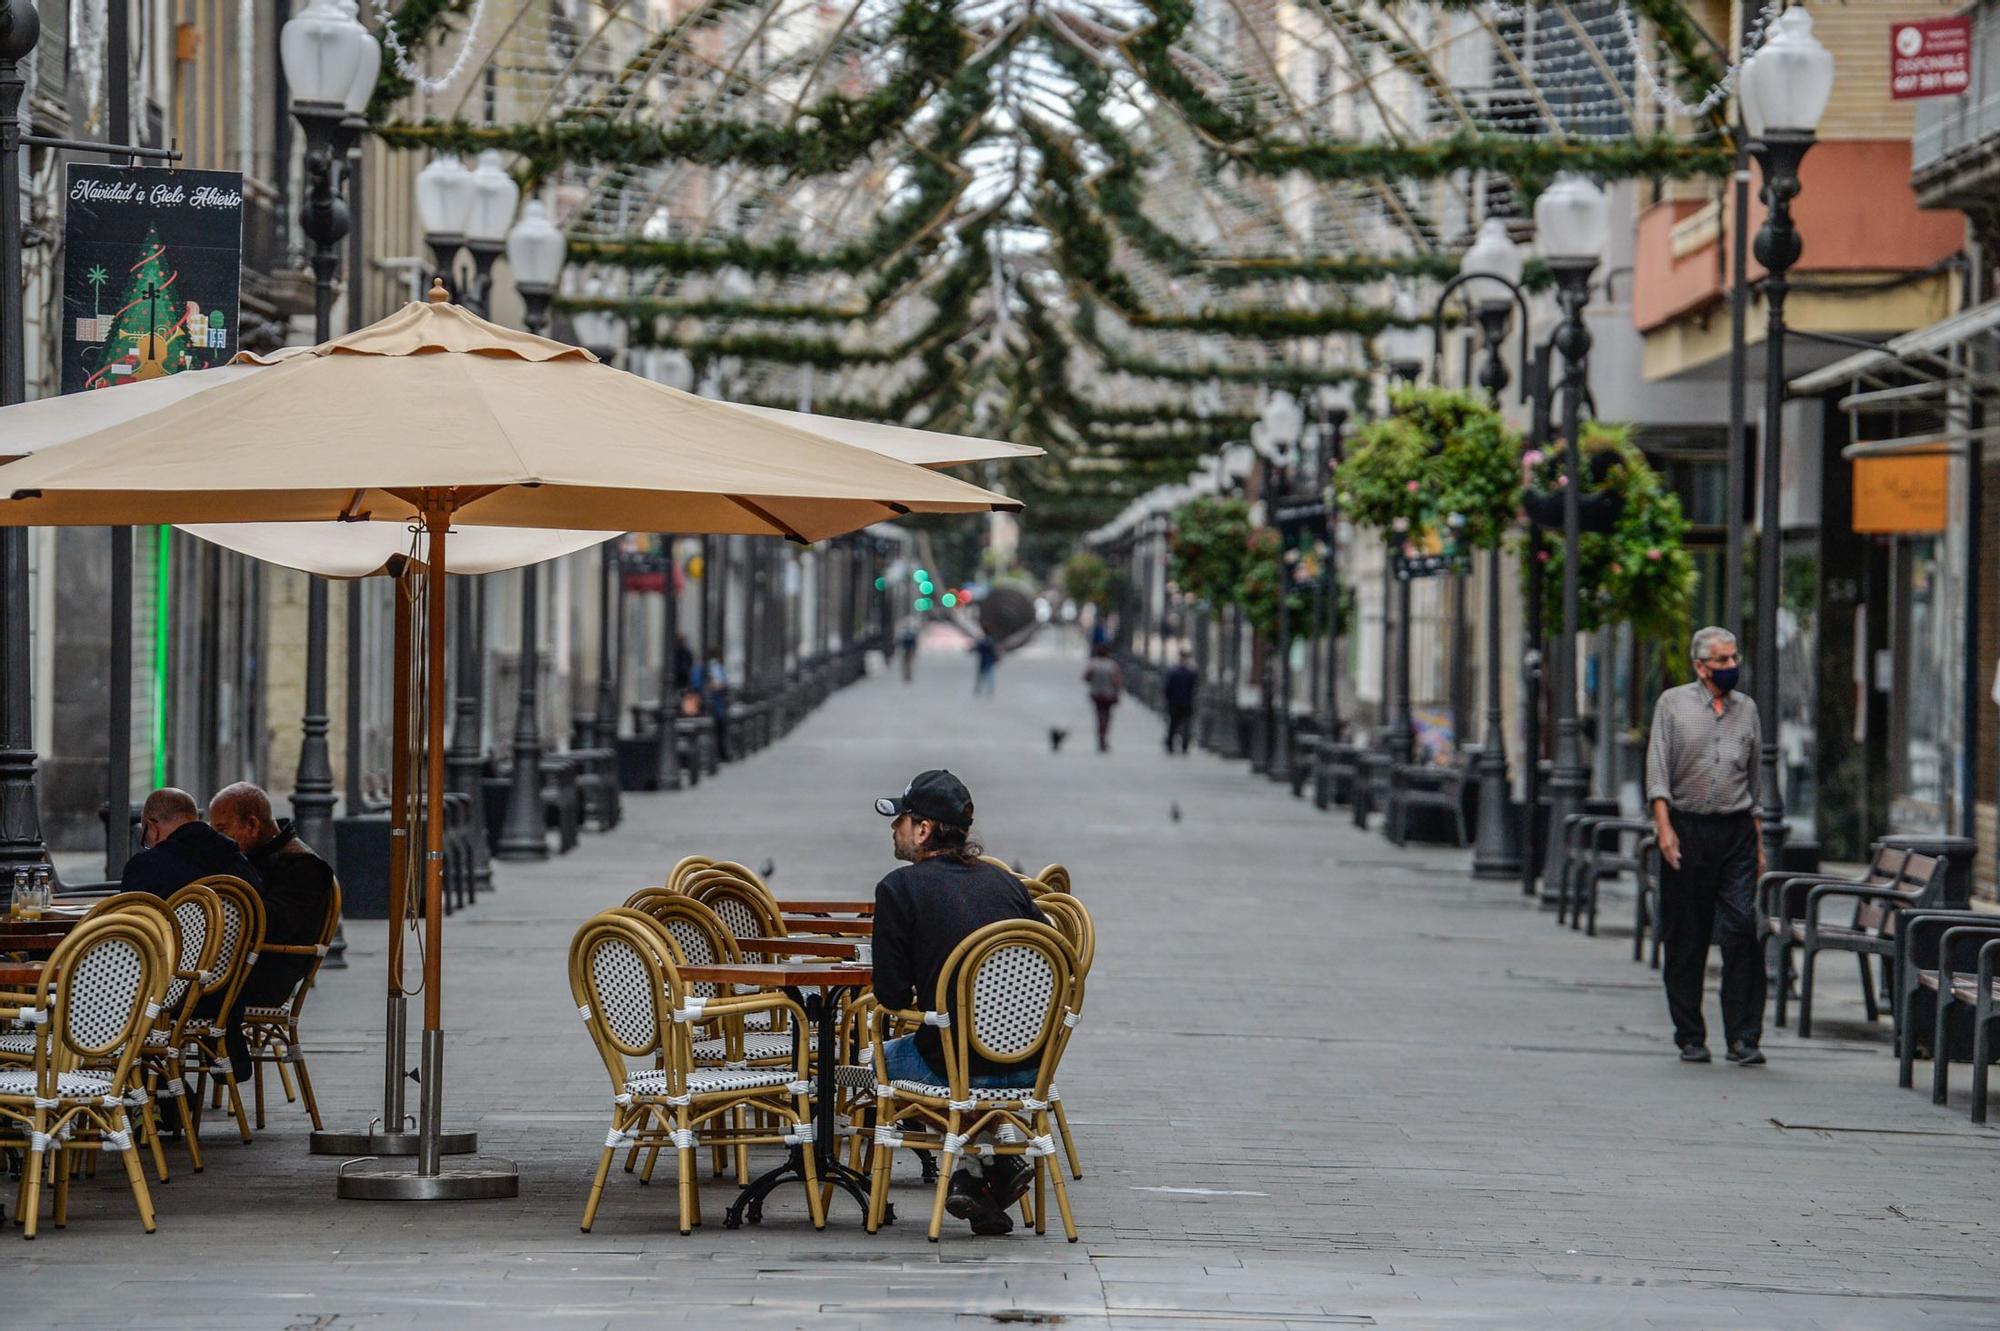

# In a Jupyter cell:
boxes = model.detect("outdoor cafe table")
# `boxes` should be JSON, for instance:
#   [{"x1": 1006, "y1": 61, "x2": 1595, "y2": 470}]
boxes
[
  {"x1": 774, "y1": 899, "x2": 873, "y2": 915},
  {"x1": 734, "y1": 937, "x2": 860, "y2": 959},
  {"x1": 674, "y1": 960, "x2": 887, "y2": 1226},
  {"x1": 0, "y1": 959, "x2": 46, "y2": 989},
  {"x1": 0, "y1": 916, "x2": 81, "y2": 955},
  {"x1": 779, "y1": 916, "x2": 872, "y2": 936}
]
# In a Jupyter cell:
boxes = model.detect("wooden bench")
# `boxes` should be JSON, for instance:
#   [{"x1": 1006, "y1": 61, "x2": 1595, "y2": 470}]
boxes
[
  {"x1": 1895, "y1": 908, "x2": 2000, "y2": 1099},
  {"x1": 1760, "y1": 846, "x2": 1908, "y2": 1019},
  {"x1": 1926, "y1": 926, "x2": 2000, "y2": 1120},
  {"x1": 1558, "y1": 816, "x2": 1654, "y2": 936},
  {"x1": 1770, "y1": 850, "x2": 1944, "y2": 1038}
]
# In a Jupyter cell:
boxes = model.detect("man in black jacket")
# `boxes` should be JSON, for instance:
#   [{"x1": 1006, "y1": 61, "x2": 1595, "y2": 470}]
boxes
[
  {"x1": 119, "y1": 788, "x2": 262, "y2": 897},
  {"x1": 207, "y1": 783, "x2": 337, "y2": 1080},
  {"x1": 1163, "y1": 650, "x2": 1199, "y2": 755},
  {"x1": 870, "y1": 769, "x2": 1042, "y2": 1235}
]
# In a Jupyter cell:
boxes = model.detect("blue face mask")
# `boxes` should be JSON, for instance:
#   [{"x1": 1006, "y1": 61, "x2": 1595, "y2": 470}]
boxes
[{"x1": 1708, "y1": 665, "x2": 1740, "y2": 694}]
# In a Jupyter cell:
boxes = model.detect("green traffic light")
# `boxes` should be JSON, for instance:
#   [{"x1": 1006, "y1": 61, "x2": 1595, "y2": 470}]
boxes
[
  {"x1": 942, "y1": 592, "x2": 957, "y2": 607},
  {"x1": 873, "y1": 576, "x2": 886, "y2": 590},
  {"x1": 913, "y1": 568, "x2": 929, "y2": 582},
  {"x1": 918, "y1": 581, "x2": 934, "y2": 596},
  {"x1": 915, "y1": 597, "x2": 932, "y2": 612}
]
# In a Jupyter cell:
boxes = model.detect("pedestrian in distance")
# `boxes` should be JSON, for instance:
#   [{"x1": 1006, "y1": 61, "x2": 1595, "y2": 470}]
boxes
[
  {"x1": 1162, "y1": 650, "x2": 1198, "y2": 755},
  {"x1": 898, "y1": 618, "x2": 920, "y2": 683},
  {"x1": 1084, "y1": 643, "x2": 1123, "y2": 752},
  {"x1": 971, "y1": 632, "x2": 999, "y2": 697},
  {"x1": 695, "y1": 648, "x2": 731, "y2": 761},
  {"x1": 1647, "y1": 626, "x2": 1767, "y2": 1067}
]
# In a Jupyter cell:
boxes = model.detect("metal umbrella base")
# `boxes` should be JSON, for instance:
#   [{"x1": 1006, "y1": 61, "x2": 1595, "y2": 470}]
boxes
[
  {"x1": 337, "y1": 1157, "x2": 518, "y2": 1200},
  {"x1": 310, "y1": 1124, "x2": 478, "y2": 1157}
]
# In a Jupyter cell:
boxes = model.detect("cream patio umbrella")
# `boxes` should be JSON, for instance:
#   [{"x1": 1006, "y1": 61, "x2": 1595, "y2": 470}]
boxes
[{"x1": 0, "y1": 285, "x2": 1022, "y2": 1199}]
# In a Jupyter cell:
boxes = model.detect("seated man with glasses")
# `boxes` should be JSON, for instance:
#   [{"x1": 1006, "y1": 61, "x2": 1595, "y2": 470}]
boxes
[{"x1": 871, "y1": 769, "x2": 1043, "y2": 1236}]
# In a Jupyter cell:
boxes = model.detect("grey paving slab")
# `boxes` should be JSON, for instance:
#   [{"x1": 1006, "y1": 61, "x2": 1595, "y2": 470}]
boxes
[{"x1": 7, "y1": 635, "x2": 2000, "y2": 1328}]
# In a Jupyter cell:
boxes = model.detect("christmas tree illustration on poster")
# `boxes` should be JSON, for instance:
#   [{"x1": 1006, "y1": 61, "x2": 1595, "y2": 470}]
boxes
[{"x1": 61, "y1": 164, "x2": 243, "y2": 395}]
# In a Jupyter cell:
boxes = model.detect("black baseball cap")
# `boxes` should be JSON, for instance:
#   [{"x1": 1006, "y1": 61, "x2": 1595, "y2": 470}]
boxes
[{"x1": 875, "y1": 769, "x2": 974, "y2": 828}]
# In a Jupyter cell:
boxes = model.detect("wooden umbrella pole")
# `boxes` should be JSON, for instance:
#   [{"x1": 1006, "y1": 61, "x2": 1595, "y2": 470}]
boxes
[
  {"x1": 417, "y1": 496, "x2": 451, "y2": 1176},
  {"x1": 383, "y1": 559, "x2": 413, "y2": 1138}
]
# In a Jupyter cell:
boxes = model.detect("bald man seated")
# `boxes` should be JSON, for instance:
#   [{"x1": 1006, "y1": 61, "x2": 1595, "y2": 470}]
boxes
[
  {"x1": 118, "y1": 787, "x2": 262, "y2": 898},
  {"x1": 207, "y1": 783, "x2": 337, "y2": 1080}
]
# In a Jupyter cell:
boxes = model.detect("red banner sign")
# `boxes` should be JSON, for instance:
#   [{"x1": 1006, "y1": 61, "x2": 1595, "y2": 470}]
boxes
[{"x1": 1891, "y1": 17, "x2": 1971, "y2": 100}]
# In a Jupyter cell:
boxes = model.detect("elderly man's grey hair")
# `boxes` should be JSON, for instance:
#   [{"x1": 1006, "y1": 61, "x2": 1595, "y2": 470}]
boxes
[{"x1": 1690, "y1": 625, "x2": 1737, "y2": 665}]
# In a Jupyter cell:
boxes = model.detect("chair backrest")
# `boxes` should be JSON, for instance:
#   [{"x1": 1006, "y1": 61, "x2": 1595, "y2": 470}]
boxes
[
  {"x1": 1856, "y1": 853, "x2": 1944, "y2": 934},
  {"x1": 194, "y1": 874, "x2": 262, "y2": 1014},
  {"x1": 632, "y1": 894, "x2": 738, "y2": 1000},
  {"x1": 688, "y1": 873, "x2": 784, "y2": 942},
  {"x1": 1865, "y1": 846, "x2": 1913, "y2": 886},
  {"x1": 23, "y1": 914, "x2": 168, "y2": 1095},
  {"x1": 1034, "y1": 864, "x2": 1073, "y2": 896},
  {"x1": 664, "y1": 855, "x2": 716, "y2": 892},
  {"x1": 927, "y1": 919, "x2": 1078, "y2": 1094},
  {"x1": 1037, "y1": 894, "x2": 1096, "y2": 977},
  {"x1": 159, "y1": 882, "x2": 223, "y2": 1029},
  {"x1": 624, "y1": 885, "x2": 678, "y2": 912},
  {"x1": 569, "y1": 912, "x2": 669, "y2": 1091}
]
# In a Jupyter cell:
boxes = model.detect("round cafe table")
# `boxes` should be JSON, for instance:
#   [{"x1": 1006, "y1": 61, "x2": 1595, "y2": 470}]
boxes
[{"x1": 0, "y1": 959, "x2": 47, "y2": 989}]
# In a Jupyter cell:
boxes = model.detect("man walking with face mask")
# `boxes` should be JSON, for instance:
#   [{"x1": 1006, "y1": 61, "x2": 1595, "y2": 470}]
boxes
[{"x1": 1647, "y1": 626, "x2": 1767, "y2": 1067}]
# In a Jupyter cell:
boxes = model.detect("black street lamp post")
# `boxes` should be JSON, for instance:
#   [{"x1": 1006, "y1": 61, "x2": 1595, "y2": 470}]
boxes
[
  {"x1": 0, "y1": 0, "x2": 42, "y2": 870},
  {"x1": 494, "y1": 564, "x2": 548, "y2": 861},
  {"x1": 1533, "y1": 174, "x2": 1611, "y2": 892},
  {"x1": 286, "y1": 17, "x2": 376, "y2": 861},
  {"x1": 1740, "y1": 7, "x2": 1834, "y2": 857},
  {"x1": 1430, "y1": 219, "x2": 1532, "y2": 879}
]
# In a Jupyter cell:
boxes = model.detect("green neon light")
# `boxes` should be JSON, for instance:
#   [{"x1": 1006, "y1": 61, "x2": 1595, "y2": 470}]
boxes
[{"x1": 151, "y1": 526, "x2": 169, "y2": 788}]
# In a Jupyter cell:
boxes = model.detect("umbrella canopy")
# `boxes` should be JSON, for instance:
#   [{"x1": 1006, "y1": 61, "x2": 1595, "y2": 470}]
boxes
[
  {"x1": 729, "y1": 405, "x2": 1039, "y2": 470},
  {"x1": 0, "y1": 290, "x2": 1020, "y2": 542}
]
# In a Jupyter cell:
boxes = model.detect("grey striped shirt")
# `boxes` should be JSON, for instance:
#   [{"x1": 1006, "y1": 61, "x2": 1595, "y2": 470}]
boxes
[{"x1": 1645, "y1": 681, "x2": 1760, "y2": 815}]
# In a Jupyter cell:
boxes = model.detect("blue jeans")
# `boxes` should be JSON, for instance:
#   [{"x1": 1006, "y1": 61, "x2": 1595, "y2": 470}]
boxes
[{"x1": 880, "y1": 1034, "x2": 1035, "y2": 1089}]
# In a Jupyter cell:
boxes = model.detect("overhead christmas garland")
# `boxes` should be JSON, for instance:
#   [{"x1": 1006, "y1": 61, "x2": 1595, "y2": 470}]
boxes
[{"x1": 373, "y1": 0, "x2": 965, "y2": 177}]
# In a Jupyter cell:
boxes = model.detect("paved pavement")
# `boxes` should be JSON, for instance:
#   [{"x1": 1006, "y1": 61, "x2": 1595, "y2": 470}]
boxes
[{"x1": 11, "y1": 634, "x2": 2000, "y2": 1328}]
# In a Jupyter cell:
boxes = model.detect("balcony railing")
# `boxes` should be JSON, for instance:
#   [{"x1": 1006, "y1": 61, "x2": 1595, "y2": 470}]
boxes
[{"x1": 1912, "y1": 1, "x2": 2000, "y2": 180}]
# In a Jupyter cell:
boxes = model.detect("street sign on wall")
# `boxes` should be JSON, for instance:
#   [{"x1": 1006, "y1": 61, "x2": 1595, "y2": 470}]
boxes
[
  {"x1": 1852, "y1": 453, "x2": 1948, "y2": 533},
  {"x1": 1890, "y1": 17, "x2": 1971, "y2": 100},
  {"x1": 61, "y1": 164, "x2": 244, "y2": 394}
]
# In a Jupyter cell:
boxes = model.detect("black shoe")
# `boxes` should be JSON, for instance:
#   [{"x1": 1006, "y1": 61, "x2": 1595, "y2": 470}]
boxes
[
  {"x1": 1726, "y1": 1042, "x2": 1766, "y2": 1066},
  {"x1": 1679, "y1": 1043, "x2": 1712, "y2": 1063},
  {"x1": 983, "y1": 1158, "x2": 1033, "y2": 1210},
  {"x1": 944, "y1": 1167, "x2": 1012, "y2": 1236}
]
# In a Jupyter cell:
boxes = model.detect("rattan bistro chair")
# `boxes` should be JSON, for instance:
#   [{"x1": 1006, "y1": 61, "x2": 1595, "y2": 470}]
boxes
[
  {"x1": 1034, "y1": 864, "x2": 1074, "y2": 896},
  {"x1": 663, "y1": 856, "x2": 717, "y2": 892},
  {"x1": 188, "y1": 875, "x2": 262, "y2": 1146},
  {"x1": 237, "y1": 876, "x2": 342, "y2": 1131},
  {"x1": 128, "y1": 882, "x2": 223, "y2": 1178},
  {"x1": 1034, "y1": 894, "x2": 1094, "y2": 1179},
  {"x1": 0, "y1": 913, "x2": 170, "y2": 1239},
  {"x1": 857, "y1": 919, "x2": 1082, "y2": 1242},
  {"x1": 568, "y1": 910, "x2": 824, "y2": 1235}
]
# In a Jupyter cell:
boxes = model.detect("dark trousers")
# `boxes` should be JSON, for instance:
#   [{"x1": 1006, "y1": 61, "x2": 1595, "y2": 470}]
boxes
[
  {"x1": 1660, "y1": 809, "x2": 1764, "y2": 1049},
  {"x1": 1091, "y1": 698, "x2": 1116, "y2": 749},
  {"x1": 1165, "y1": 704, "x2": 1193, "y2": 753}
]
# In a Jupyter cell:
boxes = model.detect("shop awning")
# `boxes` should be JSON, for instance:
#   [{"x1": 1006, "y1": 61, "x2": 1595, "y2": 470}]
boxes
[{"x1": 1791, "y1": 296, "x2": 2000, "y2": 394}]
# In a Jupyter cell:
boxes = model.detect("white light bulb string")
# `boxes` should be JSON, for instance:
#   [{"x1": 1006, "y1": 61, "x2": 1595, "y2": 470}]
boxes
[
  {"x1": 1483, "y1": 2, "x2": 1778, "y2": 123},
  {"x1": 372, "y1": 0, "x2": 489, "y2": 97}
]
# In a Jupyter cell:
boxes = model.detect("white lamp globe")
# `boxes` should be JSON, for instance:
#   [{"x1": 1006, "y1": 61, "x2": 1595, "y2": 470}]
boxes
[
  {"x1": 1459, "y1": 218, "x2": 1524, "y2": 309},
  {"x1": 506, "y1": 198, "x2": 567, "y2": 287},
  {"x1": 1534, "y1": 173, "x2": 1610, "y2": 265},
  {"x1": 337, "y1": 2, "x2": 382, "y2": 115},
  {"x1": 464, "y1": 150, "x2": 521, "y2": 245},
  {"x1": 280, "y1": 0, "x2": 372, "y2": 106},
  {"x1": 1739, "y1": 7, "x2": 1834, "y2": 138},
  {"x1": 416, "y1": 155, "x2": 475, "y2": 238}
]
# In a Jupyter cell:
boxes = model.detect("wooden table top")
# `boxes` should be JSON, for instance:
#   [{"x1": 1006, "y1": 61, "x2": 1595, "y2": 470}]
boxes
[
  {"x1": 0, "y1": 915, "x2": 81, "y2": 953},
  {"x1": 0, "y1": 959, "x2": 47, "y2": 989},
  {"x1": 774, "y1": 899, "x2": 873, "y2": 916},
  {"x1": 736, "y1": 936, "x2": 860, "y2": 958},
  {"x1": 678, "y1": 961, "x2": 872, "y2": 989},
  {"x1": 779, "y1": 916, "x2": 872, "y2": 936}
]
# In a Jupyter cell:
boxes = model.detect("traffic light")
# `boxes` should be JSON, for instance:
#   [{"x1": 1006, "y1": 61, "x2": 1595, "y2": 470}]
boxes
[
  {"x1": 873, "y1": 576, "x2": 886, "y2": 590},
  {"x1": 914, "y1": 596, "x2": 932, "y2": 612},
  {"x1": 941, "y1": 592, "x2": 957, "y2": 608}
]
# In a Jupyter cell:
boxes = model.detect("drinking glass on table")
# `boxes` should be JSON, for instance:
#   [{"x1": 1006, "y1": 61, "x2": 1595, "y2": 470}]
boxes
[{"x1": 8, "y1": 866, "x2": 31, "y2": 920}]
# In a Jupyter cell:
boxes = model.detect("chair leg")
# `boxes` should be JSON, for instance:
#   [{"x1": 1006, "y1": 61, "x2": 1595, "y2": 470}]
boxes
[
  {"x1": 113, "y1": 1111, "x2": 156, "y2": 1233},
  {"x1": 253, "y1": 1057, "x2": 267, "y2": 1130},
  {"x1": 1859, "y1": 954, "x2": 1881, "y2": 1022},
  {"x1": 172, "y1": 1080, "x2": 205, "y2": 1173},
  {"x1": 1774, "y1": 942, "x2": 1792, "y2": 1029},
  {"x1": 797, "y1": 1112, "x2": 827, "y2": 1232},
  {"x1": 581, "y1": 1137, "x2": 617, "y2": 1232},
  {"x1": 292, "y1": 1043, "x2": 324, "y2": 1131},
  {"x1": 675, "y1": 1109, "x2": 696, "y2": 1236},
  {"x1": 1586, "y1": 869, "x2": 1601, "y2": 937},
  {"x1": 1633, "y1": 891, "x2": 1646, "y2": 963},
  {"x1": 1052, "y1": 1098, "x2": 1083, "y2": 1180},
  {"x1": 1798, "y1": 946, "x2": 1817, "y2": 1039},
  {"x1": 926, "y1": 1116, "x2": 962, "y2": 1243},
  {"x1": 20, "y1": 1130, "x2": 44, "y2": 1240},
  {"x1": 865, "y1": 1111, "x2": 893, "y2": 1234},
  {"x1": 275, "y1": 1053, "x2": 299, "y2": 1106},
  {"x1": 52, "y1": 1144, "x2": 69, "y2": 1229},
  {"x1": 141, "y1": 1077, "x2": 171, "y2": 1184},
  {"x1": 1934, "y1": 990, "x2": 1955, "y2": 1105},
  {"x1": 223, "y1": 1071, "x2": 252, "y2": 1144},
  {"x1": 1972, "y1": 1010, "x2": 1994, "y2": 1125},
  {"x1": 1040, "y1": 1116, "x2": 1079, "y2": 1243}
]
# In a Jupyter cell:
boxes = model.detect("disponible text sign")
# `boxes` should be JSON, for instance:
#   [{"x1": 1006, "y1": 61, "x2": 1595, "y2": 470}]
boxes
[{"x1": 1891, "y1": 17, "x2": 1970, "y2": 100}]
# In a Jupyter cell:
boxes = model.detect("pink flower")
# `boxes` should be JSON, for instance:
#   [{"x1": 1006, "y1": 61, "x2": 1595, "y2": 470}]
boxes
[
  {"x1": 1646, "y1": 547, "x2": 1662, "y2": 561},
  {"x1": 1405, "y1": 480, "x2": 1421, "y2": 493},
  {"x1": 1609, "y1": 562, "x2": 1623, "y2": 575},
  {"x1": 1522, "y1": 450, "x2": 1544, "y2": 468},
  {"x1": 1537, "y1": 550, "x2": 1551, "y2": 564},
  {"x1": 1402, "y1": 543, "x2": 1418, "y2": 559},
  {"x1": 1555, "y1": 474, "x2": 1569, "y2": 488}
]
